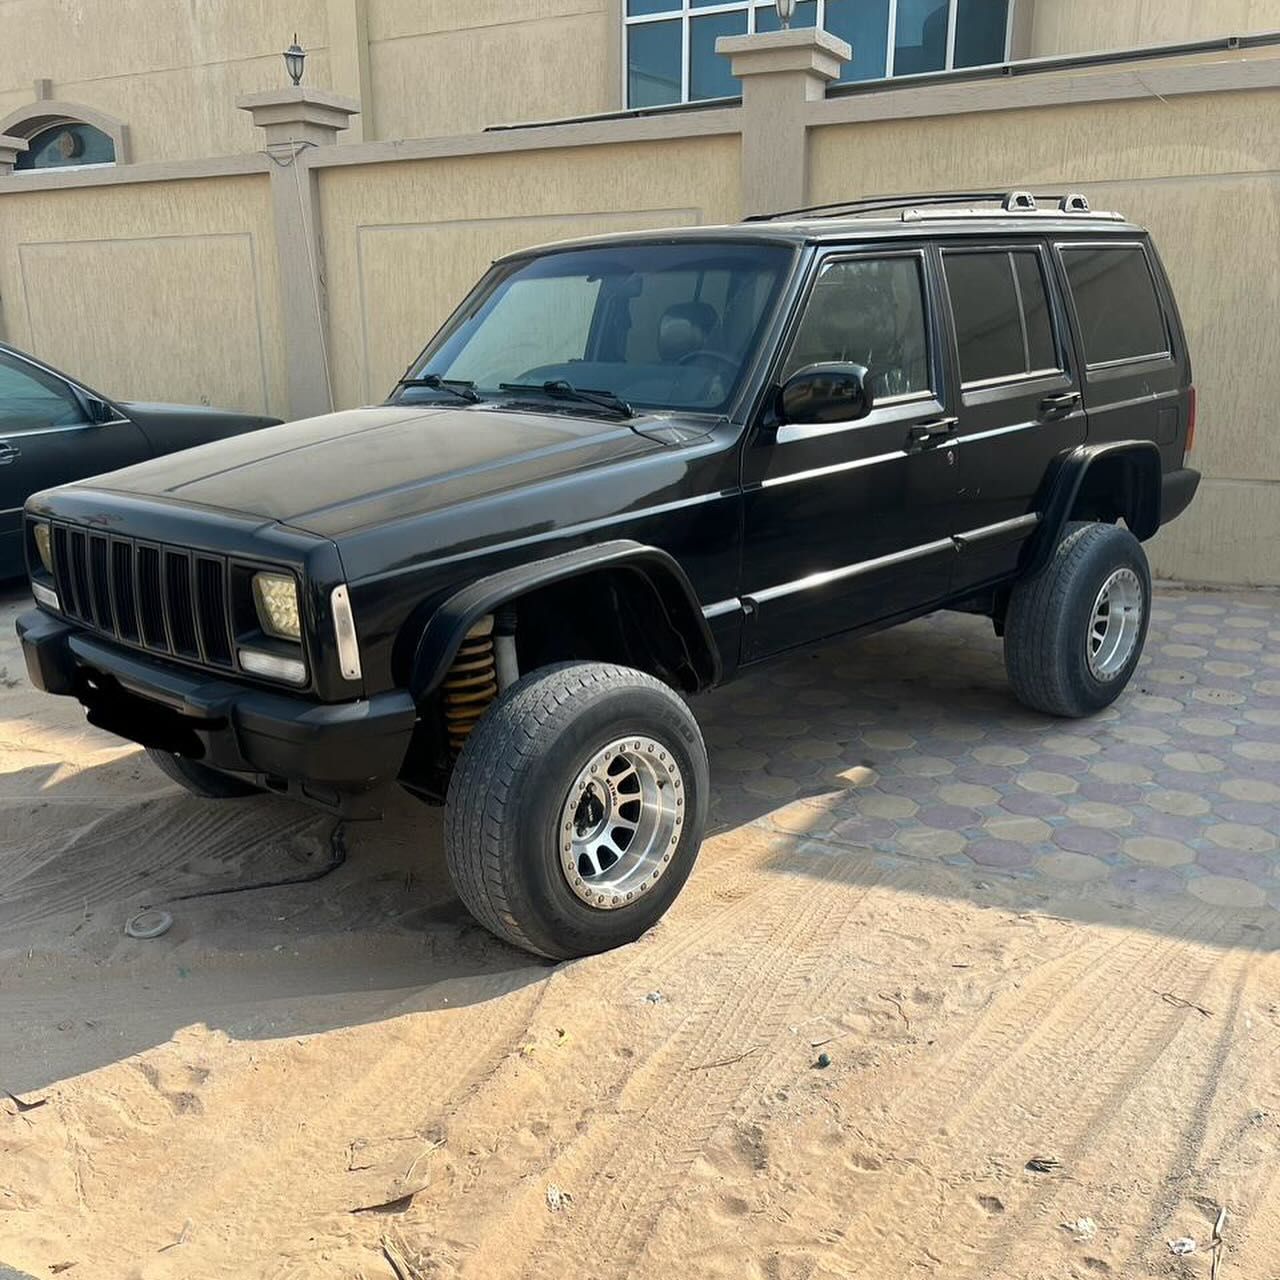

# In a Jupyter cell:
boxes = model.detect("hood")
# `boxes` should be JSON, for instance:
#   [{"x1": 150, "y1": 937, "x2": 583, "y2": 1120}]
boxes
[{"x1": 80, "y1": 404, "x2": 669, "y2": 538}]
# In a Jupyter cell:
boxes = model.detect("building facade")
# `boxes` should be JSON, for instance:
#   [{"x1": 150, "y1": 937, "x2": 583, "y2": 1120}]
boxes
[{"x1": 1, "y1": 1, "x2": 1278, "y2": 584}]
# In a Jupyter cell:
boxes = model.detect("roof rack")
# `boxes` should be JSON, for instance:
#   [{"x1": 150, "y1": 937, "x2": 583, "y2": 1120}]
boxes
[{"x1": 745, "y1": 190, "x2": 1121, "y2": 223}]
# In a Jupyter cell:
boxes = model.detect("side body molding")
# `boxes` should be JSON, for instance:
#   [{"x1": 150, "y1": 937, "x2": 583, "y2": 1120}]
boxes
[
  {"x1": 409, "y1": 539, "x2": 721, "y2": 702},
  {"x1": 1023, "y1": 440, "x2": 1163, "y2": 577}
]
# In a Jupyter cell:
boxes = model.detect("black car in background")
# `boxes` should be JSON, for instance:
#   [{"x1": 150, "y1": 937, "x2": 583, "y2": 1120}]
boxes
[{"x1": 0, "y1": 342, "x2": 280, "y2": 577}]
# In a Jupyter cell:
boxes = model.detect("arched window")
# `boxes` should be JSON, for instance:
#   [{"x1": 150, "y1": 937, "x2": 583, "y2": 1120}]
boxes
[
  {"x1": 15, "y1": 121, "x2": 116, "y2": 170},
  {"x1": 0, "y1": 101, "x2": 129, "y2": 170}
]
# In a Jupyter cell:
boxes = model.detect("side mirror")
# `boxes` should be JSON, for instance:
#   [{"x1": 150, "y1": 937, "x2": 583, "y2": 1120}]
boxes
[
  {"x1": 778, "y1": 362, "x2": 873, "y2": 425},
  {"x1": 86, "y1": 396, "x2": 118, "y2": 424}
]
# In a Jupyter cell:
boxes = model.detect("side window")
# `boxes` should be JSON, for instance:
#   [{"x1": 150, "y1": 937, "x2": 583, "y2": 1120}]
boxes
[
  {"x1": 944, "y1": 249, "x2": 1060, "y2": 385},
  {"x1": 1061, "y1": 245, "x2": 1168, "y2": 366},
  {"x1": 0, "y1": 353, "x2": 86, "y2": 429},
  {"x1": 783, "y1": 256, "x2": 931, "y2": 400}
]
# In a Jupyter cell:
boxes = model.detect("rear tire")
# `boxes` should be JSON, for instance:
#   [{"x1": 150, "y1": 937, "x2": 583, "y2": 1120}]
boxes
[
  {"x1": 444, "y1": 661, "x2": 709, "y2": 960},
  {"x1": 145, "y1": 748, "x2": 260, "y2": 799},
  {"x1": 1004, "y1": 521, "x2": 1151, "y2": 718}
]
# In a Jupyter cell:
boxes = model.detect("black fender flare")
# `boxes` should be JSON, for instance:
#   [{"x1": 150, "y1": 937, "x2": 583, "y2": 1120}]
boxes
[
  {"x1": 408, "y1": 539, "x2": 721, "y2": 704},
  {"x1": 1023, "y1": 440, "x2": 1163, "y2": 577}
]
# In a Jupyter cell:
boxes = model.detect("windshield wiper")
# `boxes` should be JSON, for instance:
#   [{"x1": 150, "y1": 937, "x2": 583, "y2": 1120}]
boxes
[
  {"x1": 397, "y1": 374, "x2": 481, "y2": 404},
  {"x1": 498, "y1": 379, "x2": 633, "y2": 419}
]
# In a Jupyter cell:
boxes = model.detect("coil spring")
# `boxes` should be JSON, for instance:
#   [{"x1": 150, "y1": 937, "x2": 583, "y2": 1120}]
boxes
[{"x1": 443, "y1": 630, "x2": 499, "y2": 753}]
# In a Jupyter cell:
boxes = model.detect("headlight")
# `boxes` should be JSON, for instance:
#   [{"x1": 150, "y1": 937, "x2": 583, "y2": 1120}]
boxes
[
  {"x1": 32, "y1": 522, "x2": 53, "y2": 575},
  {"x1": 251, "y1": 572, "x2": 302, "y2": 640}
]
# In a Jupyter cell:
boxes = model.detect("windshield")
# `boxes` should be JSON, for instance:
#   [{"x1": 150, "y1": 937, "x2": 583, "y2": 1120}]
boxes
[{"x1": 399, "y1": 242, "x2": 793, "y2": 415}]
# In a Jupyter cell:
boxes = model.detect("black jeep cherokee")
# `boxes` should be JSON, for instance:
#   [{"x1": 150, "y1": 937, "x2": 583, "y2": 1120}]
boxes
[{"x1": 18, "y1": 190, "x2": 1200, "y2": 959}]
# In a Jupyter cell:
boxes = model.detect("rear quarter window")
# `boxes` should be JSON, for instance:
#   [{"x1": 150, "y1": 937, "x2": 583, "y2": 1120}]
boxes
[{"x1": 1061, "y1": 244, "x2": 1169, "y2": 366}]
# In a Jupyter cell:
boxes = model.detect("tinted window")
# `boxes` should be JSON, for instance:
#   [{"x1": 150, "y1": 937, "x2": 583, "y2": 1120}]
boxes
[
  {"x1": 946, "y1": 253, "x2": 1023, "y2": 383},
  {"x1": 1062, "y1": 246, "x2": 1168, "y2": 365},
  {"x1": 946, "y1": 249, "x2": 1060, "y2": 384},
  {"x1": 0, "y1": 353, "x2": 85, "y2": 429},
  {"x1": 784, "y1": 256, "x2": 931, "y2": 399},
  {"x1": 1015, "y1": 252, "x2": 1057, "y2": 372}
]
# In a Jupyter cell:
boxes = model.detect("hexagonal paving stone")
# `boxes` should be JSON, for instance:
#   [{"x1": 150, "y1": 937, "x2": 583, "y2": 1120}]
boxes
[
  {"x1": 1037, "y1": 851, "x2": 1111, "y2": 882},
  {"x1": 770, "y1": 798, "x2": 841, "y2": 836},
  {"x1": 742, "y1": 773, "x2": 800, "y2": 801},
  {"x1": 894, "y1": 828, "x2": 969, "y2": 859},
  {"x1": 1088, "y1": 760, "x2": 1155, "y2": 785},
  {"x1": 714, "y1": 748, "x2": 769, "y2": 772},
  {"x1": 1065, "y1": 799, "x2": 1137, "y2": 828},
  {"x1": 1186, "y1": 875, "x2": 1268, "y2": 909},
  {"x1": 1018, "y1": 770, "x2": 1080, "y2": 796},
  {"x1": 1039, "y1": 733, "x2": 1102, "y2": 757},
  {"x1": 983, "y1": 815, "x2": 1053, "y2": 844},
  {"x1": 918, "y1": 804, "x2": 982, "y2": 830},
  {"x1": 1204, "y1": 823, "x2": 1278, "y2": 853},
  {"x1": 937, "y1": 782, "x2": 1000, "y2": 808},
  {"x1": 861, "y1": 729, "x2": 916, "y2": 751},
  {"x1": 1195, "y1": 846, "x2": 1274, "y2": 882},
  {"x1": 1164, "y1": 751, "x2": 1227, "y2": 775},
  {"x1": 966, "y1": 839, "x2": 1034, "y2": 869},
  {"x1": 898, "y1": 755, "x2": 957, "y2": 778},
  {"x1": 855, "y1": 791, "x2": 920, "y2": 821},
  {"x1": 971, "y1": 745, "x2": 1029, "y2": 767},
  {"x1": 1145, "y1": 789, "x2": 1212, "y2": 817},
  {"x1": 1054, "y1": 826, "x2": 1122, "y2": 857},
  {"x1": 1219, "y1": 777, "x2": 1280, "y2": 803},
  {"x1": 1122, "y1": 836, "x2": 1196, "y2": 867}
]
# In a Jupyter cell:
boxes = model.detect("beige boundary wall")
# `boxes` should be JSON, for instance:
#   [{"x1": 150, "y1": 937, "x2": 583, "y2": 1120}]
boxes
[{"x1": 0, "y1": 44, "x2": 1276, "y2": 585}]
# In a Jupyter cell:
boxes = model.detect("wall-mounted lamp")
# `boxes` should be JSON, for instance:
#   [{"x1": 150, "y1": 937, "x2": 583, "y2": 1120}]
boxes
[{"x1": 283, "y1": 35, "x2": 306, "y2": 86}]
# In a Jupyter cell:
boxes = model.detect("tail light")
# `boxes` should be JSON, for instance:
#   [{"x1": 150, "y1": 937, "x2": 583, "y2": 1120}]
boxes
[{"x1": 1184, "y1": 384, "x2": 1196, "y2": 459}]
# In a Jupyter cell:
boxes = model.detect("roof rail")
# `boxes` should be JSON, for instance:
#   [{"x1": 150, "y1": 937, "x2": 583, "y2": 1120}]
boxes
[{"x1": 745, "y1": 189, "x2": 1111, "y2": 223}]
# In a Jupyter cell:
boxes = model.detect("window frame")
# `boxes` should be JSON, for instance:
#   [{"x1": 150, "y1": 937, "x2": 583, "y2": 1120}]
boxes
[
  {"x1": 941, "y1": 242, "x2": 1065, "y2": 392},
  {"x1": 622, "y1": 0, "x2": 1015, "y2": 108},
  {"x1": 770, "y1": 245, "x2": 942, "y2": 433},
  {"x1": 1054, "y1": 239, "x2": 1173, "y2": 372}
]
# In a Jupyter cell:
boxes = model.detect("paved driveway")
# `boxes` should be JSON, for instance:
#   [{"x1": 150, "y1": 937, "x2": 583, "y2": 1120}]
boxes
[{"x1": 700, "y1": 585, "x2": 1280, "y2": 914}]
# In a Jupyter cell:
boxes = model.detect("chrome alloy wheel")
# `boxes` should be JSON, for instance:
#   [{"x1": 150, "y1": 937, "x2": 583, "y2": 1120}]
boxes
[
  {"x1": 559, "y1": 737, "x2": 683, "y2": 910},
  {"x1": 1087, "y1": 567, "x2": 1144, "y2": 680}
]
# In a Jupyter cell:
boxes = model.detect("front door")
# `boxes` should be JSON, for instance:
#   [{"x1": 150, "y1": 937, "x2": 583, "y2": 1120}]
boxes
[
  {"x1": 740, "y1": 247, "x2": 961, "y2": 661},
  {"x1": 940, "y1": 242, "x2": 1087, "y2": 592},
  {"x1": 0, "y1": 350, "x2": 150, "y2": 575}
]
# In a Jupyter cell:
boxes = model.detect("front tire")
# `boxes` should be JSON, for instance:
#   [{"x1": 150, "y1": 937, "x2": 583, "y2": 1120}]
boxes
[
  {"x1": 444, "y1": 662, "x2": 709, "y2": 959},
  {"x1": 1004, "y1": 521, "x2": 1152, "y2": 718},
  {"x1": 145, "y1": 748, "x2": 260, "y2": 799}
]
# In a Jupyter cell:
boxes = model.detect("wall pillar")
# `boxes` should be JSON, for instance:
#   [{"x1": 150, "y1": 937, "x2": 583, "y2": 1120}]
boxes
[
  {"x1": 0, "y1": 135, "x2": 28, "y2": 176},
  {"x1": 237, "y1": 87, "x2": 359, "y2": 420},
  {"x1": 326, "y1": 0, "x2": 372, "y2": 141},
  {"x1": 716, "y1": 28, "x2": 850, "y2": 217}
]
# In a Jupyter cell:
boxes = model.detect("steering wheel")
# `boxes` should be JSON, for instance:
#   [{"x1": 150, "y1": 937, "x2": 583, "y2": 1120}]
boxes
[{"x1": 677, "y1": 349, "x2": 739, "y2": 375}]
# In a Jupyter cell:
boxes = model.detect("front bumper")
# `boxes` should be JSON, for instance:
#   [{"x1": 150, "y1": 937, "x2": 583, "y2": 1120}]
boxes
[{"x1": 17, "y1": 609, "x2": 417, "y2": 795}]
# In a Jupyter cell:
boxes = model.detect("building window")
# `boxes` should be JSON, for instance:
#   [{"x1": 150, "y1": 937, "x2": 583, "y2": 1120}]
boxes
[
  {"x1": 14, "y1": 121, "x2": 116, "y2": 171},
  {"x1": 625, "y1": 0, "x2": 1012, "y2": 107}
]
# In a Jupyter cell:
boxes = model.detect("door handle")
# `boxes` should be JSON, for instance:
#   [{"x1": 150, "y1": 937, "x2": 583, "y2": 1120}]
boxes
[
  {"x1": 0, "y1": 442, "x2": 21, "y2": 465},
  {"x1": 906, "y1": 416, "x2": 958, "y2": 449},
  {"x1": 1039, "y1": 391, "x2": 1081, "y2": 415}
]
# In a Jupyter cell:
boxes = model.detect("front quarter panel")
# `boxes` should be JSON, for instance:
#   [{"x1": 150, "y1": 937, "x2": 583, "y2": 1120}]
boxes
[{"x1": 338, "y1": 427, "x2": 743, "y2": 695}]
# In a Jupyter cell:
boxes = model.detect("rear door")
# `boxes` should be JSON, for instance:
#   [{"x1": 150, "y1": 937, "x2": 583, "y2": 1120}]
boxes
[
  {"x1": 1055, "y1": 238, "x2": 1184, "y2": 459},
  {"x1": 941, "y1": 241, "x2": 1087, "y2": 593},
  {"x1": 739, "y1": 245, "x2": 962, "y2": 660}
]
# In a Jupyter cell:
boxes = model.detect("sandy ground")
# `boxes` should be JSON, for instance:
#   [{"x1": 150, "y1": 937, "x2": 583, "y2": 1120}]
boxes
[{"x1": 1, "y1": 582, "x2": 1279, "y2": 1280}]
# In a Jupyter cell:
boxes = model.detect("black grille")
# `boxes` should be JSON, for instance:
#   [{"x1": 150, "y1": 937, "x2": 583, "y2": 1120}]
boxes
[{"x1": 49, "y1": 522, "x2": 236, "y2": 672}]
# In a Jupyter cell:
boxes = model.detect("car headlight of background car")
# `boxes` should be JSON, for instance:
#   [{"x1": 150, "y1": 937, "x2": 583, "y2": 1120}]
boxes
[{"x1": 251, "y1": 571, "x2": 302, "y2": 641}]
